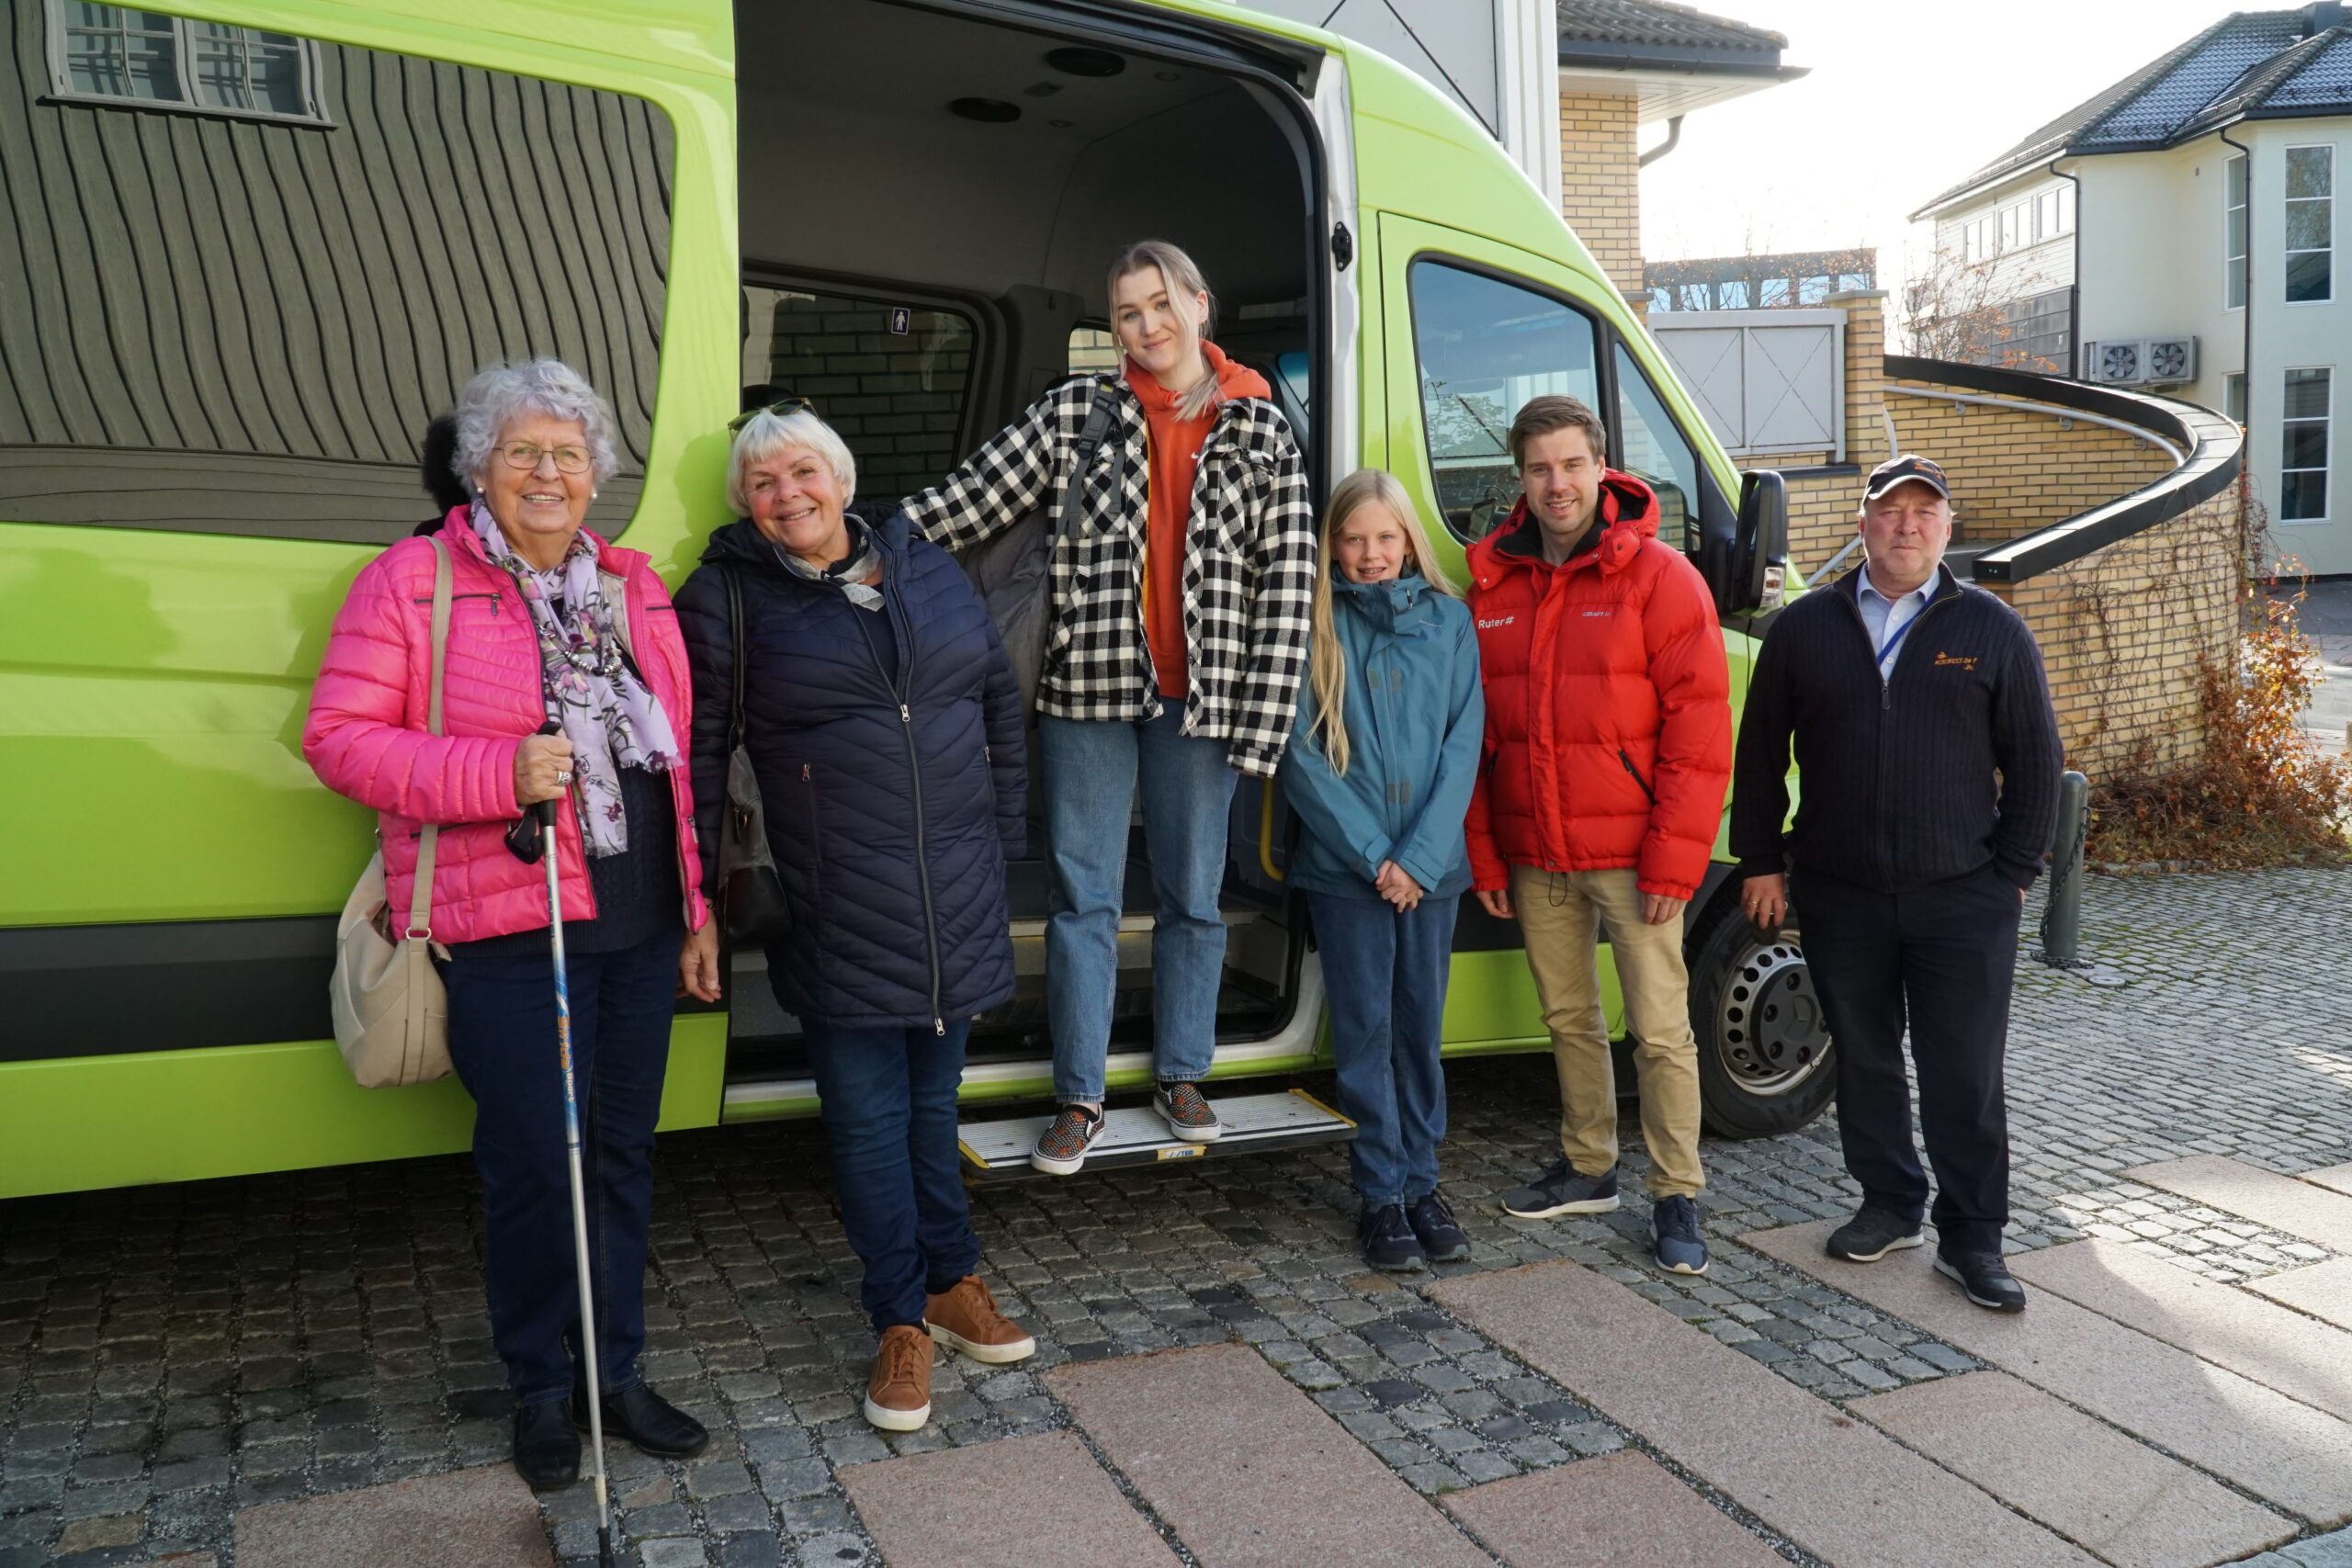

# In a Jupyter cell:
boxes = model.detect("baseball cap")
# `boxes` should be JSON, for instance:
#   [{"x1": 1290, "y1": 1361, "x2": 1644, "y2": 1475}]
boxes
[{"x1": 1863, "y1": 454, "x2": 1951, "y2": 502}]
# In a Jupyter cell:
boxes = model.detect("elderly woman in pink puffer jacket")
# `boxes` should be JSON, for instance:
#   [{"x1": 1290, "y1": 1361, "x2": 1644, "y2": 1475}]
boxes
[{"x1": 303, "y1": 358, "x2": 718, "y2": 1492}]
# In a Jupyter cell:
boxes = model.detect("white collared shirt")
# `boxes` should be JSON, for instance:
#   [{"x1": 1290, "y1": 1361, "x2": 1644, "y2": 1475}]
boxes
[{"x1": 1855, "y1": 571, "x2": 1935, "y2": 680}]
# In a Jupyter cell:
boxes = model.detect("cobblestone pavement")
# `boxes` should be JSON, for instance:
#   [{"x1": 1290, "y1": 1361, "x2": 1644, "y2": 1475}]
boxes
[{"x1": 4, "y1": 868, "x2": 2352, "y2": 1566}]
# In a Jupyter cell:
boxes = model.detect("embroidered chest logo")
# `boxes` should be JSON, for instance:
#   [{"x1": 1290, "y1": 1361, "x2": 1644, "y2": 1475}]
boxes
[
  {"x1": 1579, "y1": 608, "x2": 1614, "y2": 618},
  {"x1": 1476, "y1": 616, "x2": 1516, "y2": 630},
  {"x1": 1934, "y1": 651, "x2": 1978, "y2": 671}
]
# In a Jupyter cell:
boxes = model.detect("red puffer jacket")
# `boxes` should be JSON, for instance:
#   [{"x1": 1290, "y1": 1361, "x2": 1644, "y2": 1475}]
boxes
[{"x1": 1464, "y1": 471, "x2": 1732, "y2": 901}]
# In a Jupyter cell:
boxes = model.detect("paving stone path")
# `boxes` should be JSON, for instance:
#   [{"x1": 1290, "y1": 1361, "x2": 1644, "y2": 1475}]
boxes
[{"x1": 4, "y1": 868, "x2": 2352, "y2": 1566}]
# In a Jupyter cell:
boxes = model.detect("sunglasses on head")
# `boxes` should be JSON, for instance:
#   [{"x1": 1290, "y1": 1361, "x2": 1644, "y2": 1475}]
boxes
[{"x1": 728, "y1": 396, "x2": 815, "y2": 434}]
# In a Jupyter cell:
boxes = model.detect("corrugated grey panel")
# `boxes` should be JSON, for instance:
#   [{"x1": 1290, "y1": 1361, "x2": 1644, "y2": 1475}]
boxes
[{"x1": 0, "y1": 0, "x2": 672, "y2": 542}]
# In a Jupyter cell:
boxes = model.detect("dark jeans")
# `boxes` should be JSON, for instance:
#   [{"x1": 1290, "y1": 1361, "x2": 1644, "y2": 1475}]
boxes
[
  {"x1": 442, "y1": 926, "x2": 678, "y2": 1404},
  {"x1": 1795, "y1": 864, "x2": 2021, "y2": 1256},
  {"x1": 1308, "y1": 892, "x2": 1458, "y2": 1208},
  {"x1": 803, "y1": 1018, "x2": 981, "y2": 1332}
]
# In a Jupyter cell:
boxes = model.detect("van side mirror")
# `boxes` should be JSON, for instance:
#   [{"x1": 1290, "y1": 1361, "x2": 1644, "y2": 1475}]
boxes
[{"x1": 1736, "y1": 469, "x2": 1788, "y2": 612}]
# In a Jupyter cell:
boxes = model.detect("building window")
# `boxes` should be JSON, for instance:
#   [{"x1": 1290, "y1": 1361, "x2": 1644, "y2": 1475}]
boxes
[
  {"x1": 2225, "y1": 372, "x2": 2246, "y2": 424},
  {"x1": 2227, "y1": 154, "x2": 2248, "y2": 310},
  {"x1": 2283, "y1": 367, "x2": 2331, "y2": 522},
  {"x1": 1998, "y1": 205, "x2": 2021, "y2": 251},
  {"x1": 45, "y1": 2, "x2": 326, "y2": 125},
  {"x1": 2286, "y1": 144, "x2": 2333, "y2": 304}
]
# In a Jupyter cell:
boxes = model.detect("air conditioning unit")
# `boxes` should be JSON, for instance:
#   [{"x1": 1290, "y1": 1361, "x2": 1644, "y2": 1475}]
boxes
[
  {"x1": 2079, "y1": 336, "x2": 2198, "y2": 385},
  {"x1": 2144, "y1": 335, "x2": 2198, "y2": 383}
]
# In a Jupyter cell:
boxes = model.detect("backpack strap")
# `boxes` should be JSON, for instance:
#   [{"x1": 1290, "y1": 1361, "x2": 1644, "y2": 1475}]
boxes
[
  {"x1": 1050, "y1": 377, "x2": 1121, "y2": 540},
  {"x1": 406, "y1": 536, "x2": 453, "y2": 940}
]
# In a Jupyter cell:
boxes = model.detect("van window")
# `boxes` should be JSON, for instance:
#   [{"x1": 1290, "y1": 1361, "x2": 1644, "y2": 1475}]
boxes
[
  {"x1": 1613, "y1": 344, "x2": 1699, "y2": 550},
  {"x1": 1408, "y1": 260, "x2": 1601, "y2": 541},
  {"x1": 746, "y1": 288, "x2": 976, "y2": 497},
  {"x1": 0, "y1": 3, "x2": 673, "y2": 543}
]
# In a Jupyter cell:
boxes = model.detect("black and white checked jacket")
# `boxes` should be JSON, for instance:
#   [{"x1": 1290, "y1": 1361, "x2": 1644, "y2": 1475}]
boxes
[{"x1": 904, "y1": 374, "x2": 1317, "y2": 777}]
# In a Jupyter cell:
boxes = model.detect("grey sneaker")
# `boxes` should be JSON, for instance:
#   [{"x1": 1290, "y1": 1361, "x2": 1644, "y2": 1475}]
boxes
[
  {"x1": 1154, "y1": 1081, "x2": 1223, "y2": 1143},
  {"x1": 1029, "y1": 1105, "x2": 1106, "y2": 1176},
  {"x1": 1651, "y1": 1195, "x2": 1709, "y2": 1275},
  {"x1": 1501, "y1": 1160, "x2": 1620, "y2": 1219}
]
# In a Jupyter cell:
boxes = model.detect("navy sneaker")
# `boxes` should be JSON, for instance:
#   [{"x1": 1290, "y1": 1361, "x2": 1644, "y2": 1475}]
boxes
[
  {"x1": 1407, "y1": 1190, "x2": 1472, "y2": 1263},
  {"x1": 1936, "y1": 1250, "x2": 2027, "y2": 1313},
  {"x1": 1500, "y1": 1160, "x2": 1620, "y2": 1219},
  {"x1": 1359, "y1": 1202, "x2": 1427, "y2": 1271},
  {"x1": 1651, "y1": 1195, "x2": 1709, "y2": 1275}
]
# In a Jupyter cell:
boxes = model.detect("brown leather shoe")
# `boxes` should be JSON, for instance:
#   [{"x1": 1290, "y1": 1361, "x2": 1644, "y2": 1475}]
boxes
[
  {"x1": 924, "y1": 1275, "x2": 1037, "y2": 1365},
  {"x1": 863, "y1": 1323, "x2": 933, "y2": 1432}
]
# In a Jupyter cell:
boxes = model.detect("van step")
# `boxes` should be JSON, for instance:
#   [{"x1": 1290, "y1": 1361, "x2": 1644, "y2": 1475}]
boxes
[{"x1": 957, "y1": 1089, "x2": 1354, "y2": 1179}]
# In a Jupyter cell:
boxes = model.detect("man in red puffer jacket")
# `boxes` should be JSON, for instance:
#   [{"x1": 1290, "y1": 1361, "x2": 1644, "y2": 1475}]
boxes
[{"x1": 1465, "y1": 395, "x2": 1732, "y2": 1275}]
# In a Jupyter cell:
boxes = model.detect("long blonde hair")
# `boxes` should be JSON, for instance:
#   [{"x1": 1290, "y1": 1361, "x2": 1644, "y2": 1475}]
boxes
[
  {"x1": 1107, "y1": 239, "x2": 1221, "y2": 423},
  {"x1": 1306, "y1": 468, "x2": 1460, "y2": 777}
]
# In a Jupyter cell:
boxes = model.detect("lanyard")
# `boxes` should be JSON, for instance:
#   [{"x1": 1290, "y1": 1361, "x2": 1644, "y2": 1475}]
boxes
[{"x1": 1876, "y1": 602, "x2": 1923, "y2": 673}]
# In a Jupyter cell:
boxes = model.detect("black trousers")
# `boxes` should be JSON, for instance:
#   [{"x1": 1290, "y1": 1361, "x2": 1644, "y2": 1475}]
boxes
[{"x1": 1794, "y1": 864, "x2": 2021, "y2": 1256}]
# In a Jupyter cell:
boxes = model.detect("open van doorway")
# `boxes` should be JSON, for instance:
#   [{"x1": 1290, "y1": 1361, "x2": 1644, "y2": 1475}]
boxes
[{"x1": 720, "y1": 0, "x2": 1331, "y2": 1111}]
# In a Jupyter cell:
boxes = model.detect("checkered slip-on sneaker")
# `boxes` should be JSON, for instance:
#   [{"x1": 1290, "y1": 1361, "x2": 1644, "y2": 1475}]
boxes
[
  {"x1": 1153, "y1": 1080, "x2": 1224, "y2": 1142},
  {"x1": 1029, "y1": 1103, "x2": 1107, "y2": 1176}
]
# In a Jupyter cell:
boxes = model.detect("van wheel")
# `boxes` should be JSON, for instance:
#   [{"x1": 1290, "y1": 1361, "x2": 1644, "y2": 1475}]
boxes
[{"x1": 1685, "y1": 889, "x2": 1834, "y2": 1139}]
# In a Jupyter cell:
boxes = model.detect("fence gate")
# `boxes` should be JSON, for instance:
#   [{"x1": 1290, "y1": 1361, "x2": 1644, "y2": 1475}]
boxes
[{"x1": 1647, "y1": 307, "x2": 1846, "y2": 460}]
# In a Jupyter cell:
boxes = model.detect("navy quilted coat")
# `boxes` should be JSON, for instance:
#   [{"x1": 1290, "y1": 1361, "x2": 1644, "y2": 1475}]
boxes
[{"x1": 677, "y1": 504, "x2": 1025, "y2": 1030}]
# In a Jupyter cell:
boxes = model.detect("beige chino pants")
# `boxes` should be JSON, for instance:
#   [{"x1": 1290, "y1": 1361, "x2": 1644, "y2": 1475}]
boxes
[{"x1": 1510, "y1": 865, "x2": 1705, "y2": 1199}]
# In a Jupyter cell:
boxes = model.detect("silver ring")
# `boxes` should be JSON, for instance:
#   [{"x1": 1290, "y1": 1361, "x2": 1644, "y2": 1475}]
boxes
[{"x1": 556, "y1": 771, "x2": 572, "y2": 785}]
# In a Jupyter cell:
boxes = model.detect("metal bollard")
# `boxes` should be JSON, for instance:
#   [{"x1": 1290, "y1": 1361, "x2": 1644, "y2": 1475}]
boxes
[{"x1": 2039, "y1": 770, "x2": 2090, "y2": 968}]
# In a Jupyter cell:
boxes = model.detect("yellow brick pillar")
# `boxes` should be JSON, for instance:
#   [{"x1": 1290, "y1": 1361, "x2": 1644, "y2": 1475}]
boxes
[{"x1": 1558, "y1": 91, "x2": 1642, "y2": 297}]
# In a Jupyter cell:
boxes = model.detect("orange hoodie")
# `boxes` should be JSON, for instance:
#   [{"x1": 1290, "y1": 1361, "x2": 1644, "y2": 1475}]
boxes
[{"x1": 1125, "y1": 341, "x2": 1272, "y2": 700}]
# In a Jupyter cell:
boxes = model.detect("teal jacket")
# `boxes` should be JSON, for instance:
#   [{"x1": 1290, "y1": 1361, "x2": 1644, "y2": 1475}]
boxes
[{"x1": 1283, "y1": 570, "x2": 1484, "y2": 900}]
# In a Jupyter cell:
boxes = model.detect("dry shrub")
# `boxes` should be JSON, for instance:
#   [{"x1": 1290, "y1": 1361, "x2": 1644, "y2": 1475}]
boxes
[{"x1": 2089, "y1": 577, "x2": 2352, "y2": 869}]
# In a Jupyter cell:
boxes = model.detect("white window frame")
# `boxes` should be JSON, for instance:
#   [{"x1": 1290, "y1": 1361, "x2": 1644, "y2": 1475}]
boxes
[
  {"x1": 2284, "y1": 142, "x2": 2334, "y2": 307},
  {"x1": 2226, "y1": 153, "x2": 2248, "y2": 310},
  {"x1": 2281, "y1": 366, "x2": 2332, "y2": 525},
  {"x1": 42, "y1": 0, "x2": 330, "y2": 128}
]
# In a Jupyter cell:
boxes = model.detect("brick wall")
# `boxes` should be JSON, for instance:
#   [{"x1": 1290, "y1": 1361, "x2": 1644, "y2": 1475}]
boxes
[
  {"x1": 1881, "y1": 388, "x2": 2173, "y2": 546},
  {"x1": 1991, "y1": 489, "x2": 2241, "y2": 773},
  {"x1": 754, "y1": 294, "x2": 974, "y2": 496},
  {"x1": 1559, "y1": 91, "x2": 1642, "y2": 296}
]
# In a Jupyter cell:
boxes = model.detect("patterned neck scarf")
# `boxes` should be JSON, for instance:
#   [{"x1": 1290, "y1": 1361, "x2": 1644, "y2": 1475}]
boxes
[
  {"x1": 775, "y1": 516, "x2": 884, "y2": 610},
  {"x1": 471, "y1": 502, "x2": 681, "y2": 857}
]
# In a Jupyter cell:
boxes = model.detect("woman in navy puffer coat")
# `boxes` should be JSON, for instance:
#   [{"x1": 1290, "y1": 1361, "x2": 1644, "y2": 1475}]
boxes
[{"x1": 676, "y1": 408, "x2": 1035, "y2": 1434}]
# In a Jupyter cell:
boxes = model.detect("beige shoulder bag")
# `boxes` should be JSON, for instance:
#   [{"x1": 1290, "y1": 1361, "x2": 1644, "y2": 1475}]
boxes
[{"x1": 329, "y1": 536, "x2": 455, "y2": 1088}]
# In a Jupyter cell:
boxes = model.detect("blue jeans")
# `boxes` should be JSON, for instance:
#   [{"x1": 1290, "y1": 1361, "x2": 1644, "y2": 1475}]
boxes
[
  {"x1": 442, "y1": 927, "x2": 677, "y2": 1404},
  {"x1": 1309, "y1": 892, "x2": 1457, "y2": 1207},
  {"x1": 1038, "y1": 708, "x2": 1238, "y2": 1102},
  {"x1": 803, "y1": 1019, "x2": 981, "y2": 1331}
]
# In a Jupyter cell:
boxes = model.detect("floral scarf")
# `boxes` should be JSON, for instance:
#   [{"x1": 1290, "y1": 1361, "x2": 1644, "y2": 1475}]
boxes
[{"x1": 472, "y1": 503, "x2": 681, "y2": 857}]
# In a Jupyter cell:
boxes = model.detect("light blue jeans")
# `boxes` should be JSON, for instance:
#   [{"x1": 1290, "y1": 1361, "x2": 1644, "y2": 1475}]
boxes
[{"x1": 1038, "y1": 707, "x2": 1238, "y2": 1102}]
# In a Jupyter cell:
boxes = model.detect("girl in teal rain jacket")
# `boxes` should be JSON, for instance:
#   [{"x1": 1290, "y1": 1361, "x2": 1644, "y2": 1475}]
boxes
[{"x1": 1283, "y1": 468, "x2": 1484, "y2": 1271}]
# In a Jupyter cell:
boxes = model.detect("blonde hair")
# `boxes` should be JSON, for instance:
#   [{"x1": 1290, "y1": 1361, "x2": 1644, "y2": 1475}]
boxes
[
  {"x1": 727, "y1": 408, "x2": 856, "y2": 516},
  {"x1": 1107, "y1": 239, "x2": 1221, "y2": 423},
  {"x1": 1306, "y1": 468, "x2": 1460, "y2": 777}
]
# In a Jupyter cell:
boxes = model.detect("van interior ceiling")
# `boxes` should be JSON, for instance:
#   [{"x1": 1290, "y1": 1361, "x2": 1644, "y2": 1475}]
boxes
[{"x1": 725, "y1": 0, "x2": 1323, "y2": 1085}]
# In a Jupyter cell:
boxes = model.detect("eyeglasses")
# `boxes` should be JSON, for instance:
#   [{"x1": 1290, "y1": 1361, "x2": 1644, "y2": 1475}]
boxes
[
  {"x1": 497, "y1": 441, "x2": 593, "y2": 475},
  {"x1": 729, "y1": 396, "x2": 816, "y2": 434}
]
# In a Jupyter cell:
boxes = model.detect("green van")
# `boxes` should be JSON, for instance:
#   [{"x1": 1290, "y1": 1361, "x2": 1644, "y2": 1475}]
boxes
[{"x1": 0, "y1": 0, "x2": 1813, "y2": 1200}]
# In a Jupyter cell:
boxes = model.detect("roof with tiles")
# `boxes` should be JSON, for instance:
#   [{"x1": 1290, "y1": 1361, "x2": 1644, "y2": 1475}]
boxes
[
  {"x1": 1555, "y1": 0, "x2": 1794, "y2": 73},
  {"x1": 1917, "y1": 6, "x2": 2352, "y2": 218}
]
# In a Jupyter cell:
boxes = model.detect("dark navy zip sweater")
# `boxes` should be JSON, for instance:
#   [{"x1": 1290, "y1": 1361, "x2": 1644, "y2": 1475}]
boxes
[{"x1": 1730, "y1": 561, "x2": 2063, "y2": 892}]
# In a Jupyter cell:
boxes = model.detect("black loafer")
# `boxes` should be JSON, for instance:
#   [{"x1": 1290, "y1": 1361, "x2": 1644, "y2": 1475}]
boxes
[
  {"x1": 1935, "y1": 1250, "x2": 2028, "y2": 1313},
  {"x1": 576, "y1": 1381, "x2": 710, "y2": 1459},
  {"x1": 513, "y1": 1396, "x2": 581, "y2": 1489}
]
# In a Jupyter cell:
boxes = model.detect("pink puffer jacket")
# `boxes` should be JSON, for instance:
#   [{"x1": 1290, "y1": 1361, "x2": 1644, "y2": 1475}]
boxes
[{"x1": 303, "y1": 509, "x2": 708, "y2": 944}]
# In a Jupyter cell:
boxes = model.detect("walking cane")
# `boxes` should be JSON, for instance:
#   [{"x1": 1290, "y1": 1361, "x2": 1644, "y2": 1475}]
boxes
[{"x1": 513, "y1": 723, "x2": 617, "y2": 1568}]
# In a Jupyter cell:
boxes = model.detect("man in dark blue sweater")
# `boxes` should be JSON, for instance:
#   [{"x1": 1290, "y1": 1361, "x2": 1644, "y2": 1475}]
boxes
[{"x1": 1732, "y1": 455, "x2": 2062, "y2": 1313}]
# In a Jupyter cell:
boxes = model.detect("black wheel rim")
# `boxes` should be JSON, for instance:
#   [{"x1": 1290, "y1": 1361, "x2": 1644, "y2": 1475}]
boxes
[{"x1": 1714, "y1": 938, "x2": 1830, "y2": 1097}]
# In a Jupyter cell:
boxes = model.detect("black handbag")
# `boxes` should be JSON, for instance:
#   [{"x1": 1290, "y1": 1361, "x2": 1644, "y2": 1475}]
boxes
[{"x1": 716, "y1": 566, "x2": 793, "y2": 946}]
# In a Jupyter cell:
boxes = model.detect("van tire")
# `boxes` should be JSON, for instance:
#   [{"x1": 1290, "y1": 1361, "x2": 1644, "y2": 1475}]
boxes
[{"x1": 1683, "y1": 886, "x2": 1835, "y2": 1139}]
